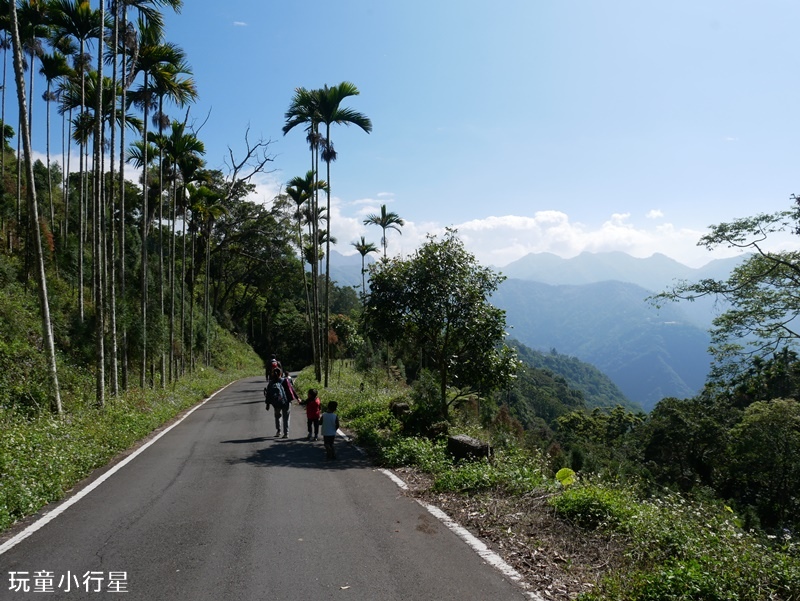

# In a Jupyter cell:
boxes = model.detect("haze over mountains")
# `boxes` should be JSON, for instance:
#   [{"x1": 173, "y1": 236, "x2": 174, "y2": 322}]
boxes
[{"x1": 329, "y1": 250, "x2": 746, "y2": 412}]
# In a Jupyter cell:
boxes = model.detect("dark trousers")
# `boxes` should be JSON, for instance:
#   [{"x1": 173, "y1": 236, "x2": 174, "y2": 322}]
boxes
[
  {"x1": 323, "y1": 435, "x2": 336, "y2": 459},
  {"x1": 307, "y1": 418, "x2": 319, "y2": 437}
]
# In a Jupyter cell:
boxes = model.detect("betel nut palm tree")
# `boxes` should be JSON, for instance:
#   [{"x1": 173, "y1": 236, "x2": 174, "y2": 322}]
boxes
[
  {"x1": 286, "y1": 170, "x2": 328, "y2": 355},
  {"x1": 364, "y1": 204, "x2": 404, "y2": 259},
  {"x1": 128, "y1": 14, "x2": 192, "y2": 387},
  {"x1": 283, "y1": 87, "x2": 324, "y2": 380},
  {"x1": 351, "y1": 236, "x2": 377, "y2": 299},
  {"x1": 8, "y1": 0, "x2": 62, "y2": 413},
  {"x1": 315, "y1": 82, "x2": 372, "y2": 386}
]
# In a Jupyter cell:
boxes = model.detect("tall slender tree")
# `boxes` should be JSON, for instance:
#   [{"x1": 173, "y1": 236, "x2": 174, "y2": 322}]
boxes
[
  {"x1": 127, "y1": 15, "x2": 190, "y2": 386},
  {"x1": 351, "y1": 236, "x2": 377, "y2": 299},
  {"x1": 38, "y1": 50, "x2": 72, "y2": 234},
  {"x1": 286, "y1": 169, "x2": 327, "y2": 363},
  {"x1": 315, "y1": 82, "x2": 371, "y2": 386},
  {"x1": 283, "y1": 87, "x2": 323, "y2": 380},
  {"x1": 364, "y1": 204, "x2": 404, "y2": 259},
  {"x1": 9, "y1": 0, "x2": 62, "y2": 413},
  {"x1": 49, "y1": 0, "x2": 103, "y2": 322}
]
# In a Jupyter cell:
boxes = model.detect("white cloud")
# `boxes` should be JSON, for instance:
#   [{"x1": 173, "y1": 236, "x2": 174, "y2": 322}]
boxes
[
  {"x1": 646, "y1": 209, "x2": 664, "y2": 219},
  {"x1": 233, "y1": 21, "x2": 247, "y2": 27},
  {"x1": 330, "y1": 209, "x2": 739, "y2": 268},
  {"x1": 247, "y1": 171, "x2": 283, "y2": 206}
]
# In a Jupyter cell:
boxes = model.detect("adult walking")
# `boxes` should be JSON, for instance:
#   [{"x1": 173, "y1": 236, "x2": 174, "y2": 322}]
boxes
[
  {"x1": 265, "y1": 354, "x2": 283, "y2": 381},
  {"x1": 265, "y1": 367, "x2": 291, "y2": 437}
]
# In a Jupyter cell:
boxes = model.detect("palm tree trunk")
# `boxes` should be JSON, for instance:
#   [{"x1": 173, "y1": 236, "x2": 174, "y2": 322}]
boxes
[
  {"x1": 158, "y1": 97, "x2": 165, "y2": 388},
  {"x1": 119, "y1": 2, "x2": 129, "y2": 390},
  {"x1": 9, "y1": 0, "x2": 62, "y2": 414},
  {"x1": 204, "y1": 220, "x2": 211, "y2": 366},
  {"x1": 189, "y1": 214, "x2": 196, "y2": 373},
  {"x1": 168, "y1": 169, "x2": 177, "y2": 383},
  {"x1": 141, "y1": 73, "x2": 150, "y2": 387},
  {"x1": 324, "y1": 125, "x2": 332, "y2": 387},
  {"x1": 94, "y1": 0, "x2": 106, "y2": 407},
  {"x1": 108, "y1": 0, "x2": 121, "y2": 397},
  {"x1": 180, "y1": 200, "x2": 188, "y2": 376},
  {"x1": 312, "y1": 136, "x2": 322, "y2": 381},
  {"x1": 45, "y1": 85, "x2": 54, "y2": 233}
]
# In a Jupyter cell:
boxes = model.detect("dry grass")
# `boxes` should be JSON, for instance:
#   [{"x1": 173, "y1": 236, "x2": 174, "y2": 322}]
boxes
[{"x1": 393, "y1": 466, "x2": 627, "y2": 600}]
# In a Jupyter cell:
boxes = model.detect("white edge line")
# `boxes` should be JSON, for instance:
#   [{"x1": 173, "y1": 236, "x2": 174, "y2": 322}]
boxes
[
  {"x1": 0, "y1": 381, "x2": 235, "y2": 557},
  {"x1": 378, "y1": 468, "x2": 546, "y2": 601}
]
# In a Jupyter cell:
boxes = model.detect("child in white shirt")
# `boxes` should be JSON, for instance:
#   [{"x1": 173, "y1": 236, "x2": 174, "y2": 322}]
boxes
[{"x1": 320, "y1": 401, "x2": 340, "y2": 460}]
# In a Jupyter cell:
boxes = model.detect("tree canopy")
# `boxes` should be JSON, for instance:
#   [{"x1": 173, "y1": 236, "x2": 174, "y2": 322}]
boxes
[
  {"x1": 652, "y1": 201, "x2": 800, "y2": 381},
  {"x1": 365, "y1": 229, "x2": 517, "y2": 417}
]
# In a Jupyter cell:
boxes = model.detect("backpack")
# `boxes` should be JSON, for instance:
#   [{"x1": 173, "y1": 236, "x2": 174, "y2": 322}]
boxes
[
  {"x1": 266, "y1": 379, "x2": 287, "y2": 408},
  {"x1": 282, "y1": 377, "x2": 298, "y2": 401}
]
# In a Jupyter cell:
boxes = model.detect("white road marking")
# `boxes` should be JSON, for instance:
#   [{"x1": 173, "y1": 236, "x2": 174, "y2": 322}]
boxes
[
  {"x1": 0, "y1": 381, "x2": 234, "y2": 556},
  {"x1": 379, "y1": 468, "x2": 546, "y2": 601}
]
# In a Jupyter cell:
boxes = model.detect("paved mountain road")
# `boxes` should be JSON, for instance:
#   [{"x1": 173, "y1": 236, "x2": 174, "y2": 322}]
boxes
[{"x1": 1, "y1": 377, "x2": 530, "y2": 600}]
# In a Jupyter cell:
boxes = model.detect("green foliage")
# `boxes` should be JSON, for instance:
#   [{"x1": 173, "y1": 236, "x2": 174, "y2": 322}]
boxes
[
  {"x1": 555, "y1": 406, "x2": 645, "y2": 475},
  {"x1": 433, "y1": 448, "x2": 545, "y2": 495},
  {"x1": 512, "y1": 341, "x2": 636, "y2": 412},
  {"x1": 652, "y1": 202, "x2": 800, "y2": 376},
  {"x1": 550, "y1": 483, "x2": 636, "y2": 530},
  {"x1": 579, "y1": 491, "x2": 800, "y2": 600},
  {"x1": 378, "y1": 436, "x2": 449, "y2": 473},
  {"x1": 637, "y1": 396, "x2": 728, "y2": 491},
  {"x1": 556, "y1": 467, "x2": 576, "y2": 486},
  {"x1": 501, "y1": 356, "x2": 587, "y2": 429},
  {"x1": 365, "y1": 229, "x2": 516, "y2": 417},
  {"x1": 724, "y1": 398, "x2": 800, "y2": 531},
  {"x1": 0, "y1": 362, "x2": 260, "y2": 532}
]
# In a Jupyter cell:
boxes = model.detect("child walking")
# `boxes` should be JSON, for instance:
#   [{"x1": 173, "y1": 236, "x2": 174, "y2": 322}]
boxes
[
  {"x1": 320, "y1": 401, "x2": 340, "y2": 460},
  {"x1": 301, "y1": 388, "x2": 322, "y2": 441}
]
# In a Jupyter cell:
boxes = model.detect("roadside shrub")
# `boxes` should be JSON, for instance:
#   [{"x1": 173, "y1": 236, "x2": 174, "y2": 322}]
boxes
[
  {"x1": 549, "y1": 483, "x2": 636, "y2": 530},
  {"x1": 379, "y1": 436, "x2": 448, "y2": 473},
  {"x1": 433, "y1": 448, "x2": 545, "y2": 494},
  {"x1": 579, "y1": 493, "x2": 800, "y2": 601}
]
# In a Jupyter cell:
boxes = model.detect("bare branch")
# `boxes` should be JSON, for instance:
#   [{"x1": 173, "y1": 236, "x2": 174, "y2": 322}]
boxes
[{"x1": 223, "y1": 125, "x2": 275, "y2": 201}]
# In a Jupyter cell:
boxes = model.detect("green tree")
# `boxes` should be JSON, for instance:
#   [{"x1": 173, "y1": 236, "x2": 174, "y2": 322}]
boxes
[
  {"x1": 652, "y1": 202, "x2": 800, "y2": 382},
  {"x1": 128, "y1": 15, "x2": 190, "y2": 386},
  {"x1": 365, "y1": 228, "x2": 516, "y2": 418},
  {"x1": 637, "y1": 396, "x2": 728, "y2": 490},
  {"x1": 49, "y1": 0, "x2": 103, "y2": 323},
  {"x1": 286, "y1": 170, "x2": 327, "y2": 369},
  {"x1": 316, "y1": 82, "x2": 372, "y2": 387},
  {"x1": 363, "y1": 203, "x2": 404, "y2": 259},
  {"x1": 8, "y1": 0, "x2": 61, "y2": 413},
  {"x1": 38, "y1": 50, "x2": 72, "y2": 232},
  {"x1": 283, "y1": 87, "x2": 323, "y2": 380},
  {"x1": 725, "y1": 398, "x2": 800, "y2": 531},
  {"x1": 162, "y1": 118, "x2": 204, "y2": 381},
  {"x1": 351, "y1": 235, "x2": 377, "y2": 299}
]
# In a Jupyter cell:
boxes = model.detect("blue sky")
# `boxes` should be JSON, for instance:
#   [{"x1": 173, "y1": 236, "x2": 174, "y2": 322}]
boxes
[{"x1": 33, "y1": 1, "x2": 800, "y2": 268}]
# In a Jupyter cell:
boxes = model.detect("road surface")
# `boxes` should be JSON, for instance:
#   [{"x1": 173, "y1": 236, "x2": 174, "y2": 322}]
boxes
[{"x1": 1, "y1": 377, "x2": 530, "y2": 600}]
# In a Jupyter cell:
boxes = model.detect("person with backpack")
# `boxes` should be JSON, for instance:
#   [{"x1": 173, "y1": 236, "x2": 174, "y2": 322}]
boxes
[
  {"x1": 281, "y1": 370, "x2": 299, "y2": 405},
  {"x1": 265, "y1": 354, "x2": 283, "y2": 381},
  {"x1": 264, "y1": 367, "x2": 291, "y2": 438}
]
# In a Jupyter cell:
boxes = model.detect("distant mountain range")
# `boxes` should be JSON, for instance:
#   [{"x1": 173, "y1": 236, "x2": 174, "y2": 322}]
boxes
[
  {"x1": 499, "y1": 251, "x2": 745, "y2": 330},
  {"x1": 328, "y1": 250, "x2": 746, "y2": 412}
]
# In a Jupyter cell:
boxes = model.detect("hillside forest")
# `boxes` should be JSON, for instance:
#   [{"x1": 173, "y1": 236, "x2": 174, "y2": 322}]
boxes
[{"x1": 1, "y1": 2, "x2": 799, "y2": 598}]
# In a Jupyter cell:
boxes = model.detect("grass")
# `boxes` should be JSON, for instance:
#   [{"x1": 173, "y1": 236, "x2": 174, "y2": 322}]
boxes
[
  {"x1": 5, "y1": 358, "x2": 799, "y2": 600},
  {"x1": 0, "y1": 331, "x2": 263, "y2": 533},
  {"x1": 298, "y1": 361, "x2": 800, "y2": 601}
]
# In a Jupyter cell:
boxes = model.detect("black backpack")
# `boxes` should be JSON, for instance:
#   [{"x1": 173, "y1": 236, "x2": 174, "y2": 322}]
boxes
[{"x1": 265, "y1": 379, "x2": 287, "y2": 408}]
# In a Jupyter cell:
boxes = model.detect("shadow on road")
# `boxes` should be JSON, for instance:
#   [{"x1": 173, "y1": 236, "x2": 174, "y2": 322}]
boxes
[{"x1": 223, "y1": 437, "x2": 373, "y2": 472}]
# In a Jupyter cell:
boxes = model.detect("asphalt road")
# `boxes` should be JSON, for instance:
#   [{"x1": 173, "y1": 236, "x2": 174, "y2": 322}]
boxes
[{"x1": 0, "y1": 377, "x2": 530, "y2": 600}]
